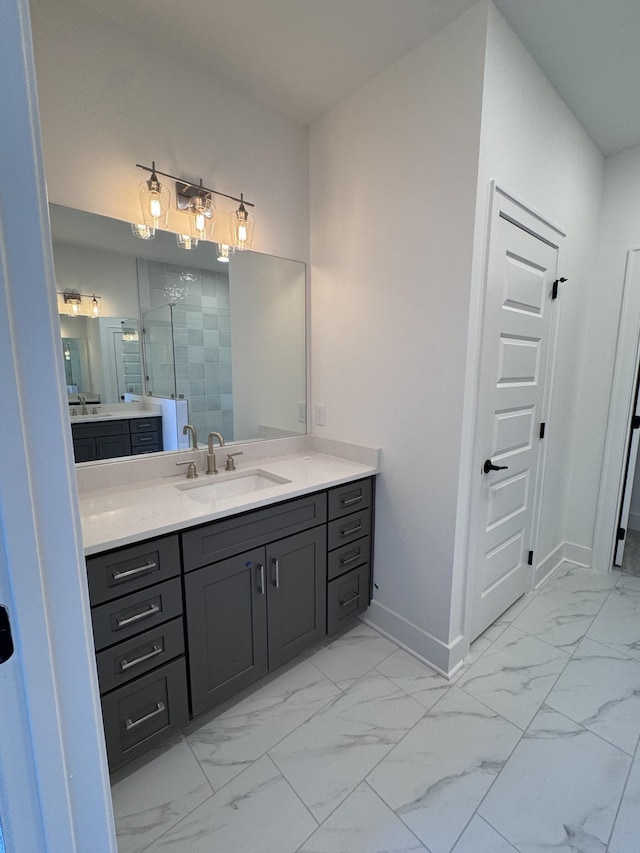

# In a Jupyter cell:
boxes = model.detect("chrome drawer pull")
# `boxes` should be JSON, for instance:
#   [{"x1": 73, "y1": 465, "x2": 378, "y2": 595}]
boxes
[
  {"x1": 112, "y1": 561, "x2": 157, "y2": 581},
  {"x1": 272, "y1": 558, "x2": 280, "y2": 589},
  {"x1": 339, "y1": 592, "x2": 360, "y2": 607},
  {"x1": 137, "y1": 423, "x2": 152, "y2": 429},
  {"x1": 339, "y1": 549, "x2": 361, "y2": 566},
  {"x1": 340, "y1": 522, "x2": 362, "y2": 537},
  {"x1": 257, "y1": 563, "x2": 265, "y2": 595},
  {"x1": 116, "y1": 603, "x2": 160, "y2": 628},
  {"x1": 125, "y1": 701, "x2": 166, "y2": 731},
  {"x1": 340, "y1": 495, "x2": 363, "y2": 506},
  {"x1": 138, "y1": 436, "x2": 153, "y2": 442},
  {"x1": 119, "y1": 644, "x2": 163, "y2": 672}
]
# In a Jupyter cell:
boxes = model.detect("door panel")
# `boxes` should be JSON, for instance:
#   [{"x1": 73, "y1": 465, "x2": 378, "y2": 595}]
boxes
[{"x1": 470, "y1": 194, "x2": 559, "y2": 640}]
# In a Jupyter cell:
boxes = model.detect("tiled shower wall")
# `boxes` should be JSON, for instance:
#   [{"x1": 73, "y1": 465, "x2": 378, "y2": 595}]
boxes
[{"x1": 138, "y1": 260, "x2": 234, "y2": 444}]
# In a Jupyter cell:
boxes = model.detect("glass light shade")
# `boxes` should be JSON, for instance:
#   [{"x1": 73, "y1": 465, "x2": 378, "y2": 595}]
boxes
[
  {"x1": 65, "y1": 296, "x2": 81, "y2": 316},
  {"x1": 176, "y1": 233, "x2": 198, "y2": 250},
  {"x1": 231, "y1": 200, "x2": 255, "y2": 250},
  {"x1": 91, "y1": 295, "x2": 100, "y2": 317},
  {"x1": 131, "y1": 223, "x2": 155, "y2": 240},
  {"x1": 188, "y1": 195, "x2": 215, "y2": 241},
  {"x1": 138, "y1": 175, "x2": 171, "y2": 230},
  {"x1": 216, "y1": 243, "x2": 231, "y2": 263}
]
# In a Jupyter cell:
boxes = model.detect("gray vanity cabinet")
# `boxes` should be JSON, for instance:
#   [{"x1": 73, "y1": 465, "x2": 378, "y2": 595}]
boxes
[
  {"x1": 71, "y1": 416, "x2": 162, "y2": 461},
  {"x1": 184, "y1": 548, "x2": 268, "y2": 716}
]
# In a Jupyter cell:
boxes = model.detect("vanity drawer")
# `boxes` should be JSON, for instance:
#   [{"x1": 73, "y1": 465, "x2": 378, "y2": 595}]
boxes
[
  {"x1": 86, "y1": 535, "x2": 180, "y2": 605},
  {"x1": 130, "y1": 417, "x2": 161, "y2": 434},
  {"x1": 92, "y1": 578, "x2": 183, "y2": 651},
  {"x1": 131, "y1": 443, "x2": 161, "y2": 455},
  {"x1": 96, "y1": 617, "x2": 185, "y2": 695},
  {"x1": 327, "y1": 536, "x2": 370, "y2": 581},
  {"x1": 327, "y1": 509, "x2": 371, "y2": 551},
  {"x1": 182, "y1": 492, "x2": 327, "y2": 571},
  {"x1": 328, "y1": 478, "x2": 372, "y2": 520},
  {"x1": 130, "y1": 431, "x2": 160, "y2": 448},
  {"x1": 72, "y1": 420, "x2": 129, "y2": 438},
  {"x1": 102, "y1": 657, "x2": 189, "y2": 771},
  {"x1": 327, "y1": 563, "x2": 370, "y2": 634}
]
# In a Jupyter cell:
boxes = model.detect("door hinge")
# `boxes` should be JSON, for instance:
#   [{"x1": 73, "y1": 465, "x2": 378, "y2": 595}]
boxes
[
  {"x1": 539, "y1": 422, "x2": 546, "y2": 439},
  {"x1": 633, "y1": 415, "x2": 640, "y2": 430},
  {"x1": 618, "y1": 527, "x2": 626, "y2": 541},
  {"x1": 551, "y1": 277, "x2": 568, "y2": 300},
  {"x1": 527, "y1": 550, "x2": 534, "y2": 566}
]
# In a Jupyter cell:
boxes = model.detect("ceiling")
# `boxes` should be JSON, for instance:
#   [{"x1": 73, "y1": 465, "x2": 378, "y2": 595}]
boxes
[{"x1": 75, "y1": 0, "x2": 640, "y2": 156}]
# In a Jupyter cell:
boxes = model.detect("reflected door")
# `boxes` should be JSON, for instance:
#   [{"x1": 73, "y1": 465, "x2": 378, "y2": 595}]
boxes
[
  {"x1": 142, "y1": 305, "x2": 176, "y2": 399},
  {"x1": 470, "y1": 190, "x2": 560, "y2": 640}
]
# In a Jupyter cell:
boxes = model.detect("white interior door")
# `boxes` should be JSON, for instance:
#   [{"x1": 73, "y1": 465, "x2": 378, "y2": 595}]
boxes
[{"x1": 470, "y1": 189, "x2": 561, "y2": 640}]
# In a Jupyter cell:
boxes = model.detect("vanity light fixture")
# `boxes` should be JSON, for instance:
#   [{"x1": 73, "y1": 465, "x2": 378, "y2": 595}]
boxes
[
  {"x1": 134, "y1": 162, "x2": 255, "y2": 250},
  {"x1": 138, "y1": 161, "x2": 171, "y2": 231},
  {"x1": 60, "y1": 291, "x2": 102, "y2": 318}
]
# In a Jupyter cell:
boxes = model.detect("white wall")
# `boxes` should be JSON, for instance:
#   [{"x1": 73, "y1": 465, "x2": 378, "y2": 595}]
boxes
[
  {"x1": 29, "y1": 0, "x2": 309, "y2": 264},
  {"x1": 310, "y1": 3, "x2": 488, "y2": 671},
  {"x1": 455, "y1": 1, "x2": 603, "y2": 638},
  {"x1": 585, "y1": 146, "x2": 640, "y2": 542}
]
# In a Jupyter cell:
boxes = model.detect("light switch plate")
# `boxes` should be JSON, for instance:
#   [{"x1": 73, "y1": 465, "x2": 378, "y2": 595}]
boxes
[
  {"x1": 315, "y1": 402, "x2": 326, "y2": 426},
  {"x1": 297, "y1": 401, "x2": 306, "y2": 423}
]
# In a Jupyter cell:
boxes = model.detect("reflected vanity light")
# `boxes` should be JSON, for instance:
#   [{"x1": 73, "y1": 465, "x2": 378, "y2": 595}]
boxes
[
  {"x1": 60, "y1": 291, "x2": 102, "y2": 318},
  {"x1": 132, "y1": 162, "x2": 255, "y2": 253}
]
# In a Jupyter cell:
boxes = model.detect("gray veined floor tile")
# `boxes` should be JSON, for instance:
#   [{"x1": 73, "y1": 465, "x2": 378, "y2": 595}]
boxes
[
  {"x1": 586, "y1": 582, "x2": 640, "y2": 662},
  {"x1": 609, "y1": 755, "x2": 640, "y2": 853},
  {"x1": 456, "y1": 625, "x2": 569, "y2": 729},
  {"x1": 298, "y1": 782, "x2": 427, "y2": 853},
  {"x1": 449, "y1": 637, "x2": 492, "y2": 686},
  {"x1": 186, "y1": 659, "x2": 340, "y2": 791},
  {"x1": 375, "y1": 648, "x2": 451, "y2": 711},
  {"x1": 269, "y1": 672, "x2": 426, "y2": 823},
  {"x1": 366, "y1": 686, "x2": 522, "y2": 853},
  {"x1": 110, "y1": 735, "x2": 214, "y2": 853},
  {"x1": 451, "y1": 815, "x2": 518, "y2": 853},
  {"x1": 145, "y1": 755, "x2": 317, "y2": 853},
  {"x1": 478, "y1": 706, "x2": 631, "y2": 853},
  {"x1": 306, "y1": 622, "x2": 398, "y2": 687},
  {"x1": 615, "y1": 571, "x2": 640, "y2": 591},
  {"x1": 545, "y1": 637, "x2": 640, "y2": 754},
  {"x1": 511, "y1": 584, "x2": 608, "y2": 653},
  {"x1": 547, "y1": 564, "x2": 618, "y2": 597}
]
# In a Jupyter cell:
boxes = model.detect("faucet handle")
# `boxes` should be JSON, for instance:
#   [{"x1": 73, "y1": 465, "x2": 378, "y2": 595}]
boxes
[
  {"x1": 225, "y1": 452, "x2": 243, "y2": 471},
  {"x1": 176, "y1": 459, "x2": 198, "y2": 479}
]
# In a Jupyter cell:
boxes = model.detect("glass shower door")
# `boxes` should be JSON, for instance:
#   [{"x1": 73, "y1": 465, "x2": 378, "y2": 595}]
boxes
[{"x1": 142, "y1": 304, "x2": 176, "y2": 399}]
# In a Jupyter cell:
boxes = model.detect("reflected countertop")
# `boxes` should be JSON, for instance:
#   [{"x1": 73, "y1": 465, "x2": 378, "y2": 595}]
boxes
[{"x1": 80, "y1": 450, "x2": 378, "y2": 556}]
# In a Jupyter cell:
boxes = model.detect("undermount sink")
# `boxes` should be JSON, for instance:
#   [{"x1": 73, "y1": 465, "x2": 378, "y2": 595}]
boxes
[{"x1": 176, "y1": 469, "x2": 291, "y2": 502}]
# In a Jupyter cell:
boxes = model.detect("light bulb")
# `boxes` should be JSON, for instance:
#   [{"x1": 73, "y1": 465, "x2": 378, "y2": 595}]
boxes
[
  {"x1": 237, "y1": 222, "x2": 247, "y2": 243},
  {"x1": 217, "y1": 243, "x2": 231, "y2": 263},
  {"x1": 71, "y1": 301, "x2": 80, "y2": 314},
  {"x1": 149, "y1": 196, "x2": 162, "y2": 220},
  {"x1": 91, "y1": 295, "x2": 100, "y2": 317},
  {"x1": 195, "y1": 212, "x2": 205, "y2": 232}
]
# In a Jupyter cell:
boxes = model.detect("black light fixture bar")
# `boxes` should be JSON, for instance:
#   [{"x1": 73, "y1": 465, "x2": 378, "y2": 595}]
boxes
[{"x1": 136, "y1": 163, "x2": 255, "y2": 208}]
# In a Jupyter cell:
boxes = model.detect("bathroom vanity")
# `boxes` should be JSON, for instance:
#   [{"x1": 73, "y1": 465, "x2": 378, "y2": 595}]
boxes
[
  {"x1": 71, "y1": 414, "x2": 163, "y2": 462},
  {"x1": 79, "y1": 449, "x2": 377, "y2": 770}
]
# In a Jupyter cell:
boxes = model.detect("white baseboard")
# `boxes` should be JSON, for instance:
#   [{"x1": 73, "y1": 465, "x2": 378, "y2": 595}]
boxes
[
  {"x1": 563, "y1": 541, "x2": 592, "y2": 567},
  {"x1": 534, "y1": 540, "x2": 593, "y2": 588},
  {"x1": 364, "y1": 600, "x2": 466, "y2": 677}
]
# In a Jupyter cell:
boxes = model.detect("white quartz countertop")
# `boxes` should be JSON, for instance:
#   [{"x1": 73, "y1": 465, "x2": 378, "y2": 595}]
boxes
[
  {"x1": 80, "y1": 451, "x2": 378, "y2": 555},
  {"x1": 71, "y1": 411, "x2": 160, "y2": 424}
]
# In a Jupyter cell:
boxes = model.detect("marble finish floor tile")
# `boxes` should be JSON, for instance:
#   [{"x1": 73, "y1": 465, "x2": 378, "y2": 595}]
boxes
[
  {"x1": 511, "y1": 584, "x2": 608, "y2": 653},
  {"x1": 479, "y1": 706, "x2": 631, "y2": 853},
  {"x1": 307, "y1": 623, "x2": 398, "y2": 688},
  {"x1": 298, "y1": 782, "x2": 427, "y2": 853},
  {"x1": 269, "y1": 672, "x2": 426, "y2": 822},
  {"x1": 548, "y1": 563, "x2": 618, "y2": 597},
  {"x1": 367, "y1": 687, "x2": 521, "y2": 853},
  {"x1": 186, "y1": 659, "x2": 340, "y2": 791},
  {"x1": 111, "y1": 735, "x2": 214, "y2": 853},
  {"x1": 546, "y1": 637, "x2": 640, "y2": 754},
  {"x1": 145, "y1": 755, "x2": 317, "y2": 853},
  {"x1": 457, "y1": 625, "x2": 569, "y2": 729},
  {"x1": 375, "y1": 648, "x2": 451, "y2": 711},
  {"x1": 451, "y1": 815, "x2": 518, "y2": 852},
  {"x1": 586, "y1": 582, "x2": 640, "y2": 662},
  {"x1": 615, "y1": 570, "x2": 640, "y2": 591},
  {"x1": 608, "y1": 756, "x2": 640, "y2": 853}
]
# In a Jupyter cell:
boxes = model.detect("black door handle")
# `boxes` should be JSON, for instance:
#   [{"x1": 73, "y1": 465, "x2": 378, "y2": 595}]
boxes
[
  {"x1": 483, "y1": 459, "x2": 508, "y2": 474},
  {"x1": 0, "y1": 606, "x2": 14, "y2": 664}
]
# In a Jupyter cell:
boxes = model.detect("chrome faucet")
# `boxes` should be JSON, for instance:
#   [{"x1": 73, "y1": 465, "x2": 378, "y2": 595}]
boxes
[
  {"x1": 206, "y1": 431, "x2": 225, "y2": 475},
  {"x1": 78, "y1": 394, "x2": 88, "y2": 415},
  {"x1": 183, "y1": 424, "x2": 198, "y2": 450}
]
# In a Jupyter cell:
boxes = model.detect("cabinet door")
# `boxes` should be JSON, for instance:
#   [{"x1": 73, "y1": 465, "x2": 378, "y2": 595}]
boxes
[
  {"x1": 95, "y1": 433, "x2": 131, "y2": 459},
  {"x1": 267, "y1": 527, "x2": 327, "y2": 670},
  {"x1": 185, "y1": 547, "x2": 268, "y2": 717},
  {"x1": 72, "y1": 435, "x2": 96, "y2": 462}
]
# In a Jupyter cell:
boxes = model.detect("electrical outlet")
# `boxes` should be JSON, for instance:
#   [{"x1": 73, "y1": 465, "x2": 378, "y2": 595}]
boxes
[
  {"x1": 297, "y1": 401, "x2": 306, "y2": 423},
  {"x1": 315, "y1": 402, "x2": 326, "y2": 426}
]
